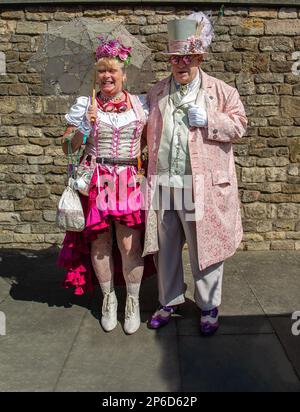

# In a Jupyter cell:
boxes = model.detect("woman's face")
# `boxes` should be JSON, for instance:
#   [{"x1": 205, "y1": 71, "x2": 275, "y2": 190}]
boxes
[{"x1": 96, "y1": 59, "x2": 125, "y2": 96}]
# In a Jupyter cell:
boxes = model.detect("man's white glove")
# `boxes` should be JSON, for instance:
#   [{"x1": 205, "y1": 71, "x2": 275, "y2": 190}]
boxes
[{"x1": 187, "y1": 104, "x2": 208, "y2": 127}]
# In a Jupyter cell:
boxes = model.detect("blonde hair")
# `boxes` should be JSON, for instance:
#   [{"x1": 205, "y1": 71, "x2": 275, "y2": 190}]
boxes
[{"x1": 96, "y1": 57, "x2": 125, "y2": 73}]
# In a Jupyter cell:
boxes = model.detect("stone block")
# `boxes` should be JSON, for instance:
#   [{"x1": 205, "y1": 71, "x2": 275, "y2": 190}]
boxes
[
  {"x1": 0, "y1": 212, "x2": 21, "y2": 224},
  {"x1": 13, "y1": 234, "x2": 44, "y2": 243},
  {"x1": 259, "y1": 37, "x2": 294, "y2": 52},
  {"x1": 244, "y1": 241, "x2": 271, "y2": 251},
  {"x1": 270, "y1": 240, "x2": 295, "y2": 250},
  {"x1": 277, "y1": 204, "x2": 299, "y2": 219},
  {"x1": 0, "y1": 232, "x2": 13, "y2": 243},
  {"x1": 16, "y1": 22, "x2": 47, "y2": 35},
  {"x1": 26, "y1": 186, "x2": 51, "y2": 199},
  {"x1": 278, "y1": 8, "x2": 298, "y2": 19},
  {"x1": 14, "y1": 198, "x2": 35, "y2": 211},
  {"x1": 244, "y1": 203, "x2": 267, "y2": 219},
  {"x1": 0, "y1": 200, "x2": 14, "y2": 212},
  {"x1": 265, "y1": 20, "x2": 300, "y2": 35}
]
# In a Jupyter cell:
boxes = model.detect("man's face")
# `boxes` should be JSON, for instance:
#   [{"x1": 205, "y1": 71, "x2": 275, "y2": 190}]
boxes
[{"x1": 170, "y1": 55, "x2": 203, "y2": 85}]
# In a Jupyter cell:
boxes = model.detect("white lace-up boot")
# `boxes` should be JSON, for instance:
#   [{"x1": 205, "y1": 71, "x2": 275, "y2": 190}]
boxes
[
  {"x1": 100, "y1": 281, "x2": 118, "y2": 332},
  {"x1": 124, "y1": 283, "x2": 141, "y2": 334}
]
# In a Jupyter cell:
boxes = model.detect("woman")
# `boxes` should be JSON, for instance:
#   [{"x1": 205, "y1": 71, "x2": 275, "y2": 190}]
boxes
[{"x1": 58, "y1": 37, "x2": 149, "y2": 335}]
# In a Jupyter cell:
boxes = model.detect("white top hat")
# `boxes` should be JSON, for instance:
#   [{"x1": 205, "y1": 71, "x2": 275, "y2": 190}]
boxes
[{"x1": 164, "y1": 12, "x2": 214, "y2": 55}]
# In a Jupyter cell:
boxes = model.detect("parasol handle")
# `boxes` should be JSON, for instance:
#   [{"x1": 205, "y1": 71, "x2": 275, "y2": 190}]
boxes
[{"x1": 90, "y1": 68, "x2": 97, "y2": 124}]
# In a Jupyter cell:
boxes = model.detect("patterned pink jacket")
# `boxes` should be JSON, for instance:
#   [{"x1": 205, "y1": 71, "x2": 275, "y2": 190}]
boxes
[{"x1": 142, "y1": 68, "x2": 248, "y2": 270}]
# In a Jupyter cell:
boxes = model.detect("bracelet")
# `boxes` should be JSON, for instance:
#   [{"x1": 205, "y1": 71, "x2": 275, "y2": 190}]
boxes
[
  {"x1": 83, "y1": 133, "x2": 89, "y2": 144},
  {"x1": 62, "y1": 127, "x2": 76, "y2": 144}
]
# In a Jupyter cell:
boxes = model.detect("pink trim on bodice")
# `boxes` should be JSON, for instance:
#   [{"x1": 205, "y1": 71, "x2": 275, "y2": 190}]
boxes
[{"x1": 84, "y1": 94, "x2": 146, "y2": 160}]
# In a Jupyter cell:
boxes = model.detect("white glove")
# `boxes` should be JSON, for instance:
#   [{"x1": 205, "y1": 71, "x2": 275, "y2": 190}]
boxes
[{"x1": 187, "y1": 104, "x2": 208, "y2": 127}]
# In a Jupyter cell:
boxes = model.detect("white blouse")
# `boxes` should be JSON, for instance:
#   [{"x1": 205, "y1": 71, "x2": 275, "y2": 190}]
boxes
[{"x1": 65, "y1": 95, "x2": 149, "y2": 128}]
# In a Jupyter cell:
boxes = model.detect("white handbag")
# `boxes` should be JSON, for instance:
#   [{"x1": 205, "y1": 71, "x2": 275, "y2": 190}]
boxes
[
  {"x1": 56, "y1": 136, "x2": 85, "y2": 232},
  {"x1": 56, "y1": 177, "x2": 85, "y2": 232}
]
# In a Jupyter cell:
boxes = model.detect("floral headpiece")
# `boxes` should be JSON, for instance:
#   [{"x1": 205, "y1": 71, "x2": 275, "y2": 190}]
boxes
[{"x1": 95, "y1": 36, "x2": 132, "y2": 65}]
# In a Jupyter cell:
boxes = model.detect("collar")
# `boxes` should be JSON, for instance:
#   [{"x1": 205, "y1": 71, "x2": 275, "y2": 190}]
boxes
[{"x1": 173, "y1": 69, "x2": 201, "y2": 92}]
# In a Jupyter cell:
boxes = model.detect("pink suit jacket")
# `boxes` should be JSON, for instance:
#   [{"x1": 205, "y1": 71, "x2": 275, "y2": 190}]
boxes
[{"x1": 142, "y1": 68, "x2": 248, "y2": 270}]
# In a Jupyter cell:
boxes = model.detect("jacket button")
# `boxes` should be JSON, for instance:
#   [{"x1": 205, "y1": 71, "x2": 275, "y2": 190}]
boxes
[
  {"x1": 213, "y1": 129, "x2": 218, "y2": 134},
  {"x1": 209, "y1": 96, "x2": 214, "y2": 100}
]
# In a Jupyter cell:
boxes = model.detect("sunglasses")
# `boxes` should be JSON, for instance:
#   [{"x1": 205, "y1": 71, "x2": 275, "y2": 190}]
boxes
[{"x1": 169, "y1": 55, "x2": 193, "y2": 65}]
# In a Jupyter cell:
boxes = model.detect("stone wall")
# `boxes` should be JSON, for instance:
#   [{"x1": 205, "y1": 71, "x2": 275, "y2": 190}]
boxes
[{"x1": 0, "y1": 4, "x2": 300, "y2": 251}]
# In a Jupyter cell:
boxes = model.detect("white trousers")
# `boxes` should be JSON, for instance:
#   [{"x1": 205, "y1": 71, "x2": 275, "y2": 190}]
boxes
[{"x1": 154, "y1": 186, "x2": 224, "y2": 311}]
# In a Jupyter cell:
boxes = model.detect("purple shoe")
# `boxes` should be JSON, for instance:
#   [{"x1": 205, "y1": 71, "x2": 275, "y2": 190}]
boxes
[
  {"x1": 200, "y1": 307, "x2": 219, "y2": 336},
  {"x1": 149, "y1": 305, "x2": 178, "y2": 329}
]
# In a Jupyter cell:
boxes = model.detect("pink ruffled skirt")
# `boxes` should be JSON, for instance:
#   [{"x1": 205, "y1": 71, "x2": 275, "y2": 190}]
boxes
[{"x1": 57, "y1": 164, "x2": 152, "y2": 296}]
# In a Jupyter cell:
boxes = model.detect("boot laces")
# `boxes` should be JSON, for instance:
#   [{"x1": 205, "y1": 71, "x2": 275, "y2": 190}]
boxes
[
  {"x1": 102, "y1": 292, "x2": 115, "y2": 315},
  {"x1": 125, "y1": 295, "x2": 138, "y2": 319}
]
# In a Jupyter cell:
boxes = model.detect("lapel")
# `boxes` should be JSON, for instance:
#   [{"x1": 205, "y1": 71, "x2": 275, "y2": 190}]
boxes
[
  {"x1": 155, "y1": 69, "x2": 216, "y2": 153},
  {"x1": 158, "y1": 76, "x2": 171, "y2": 119},
  {"x1": 196, "y1": 68, "x2": 214, "y2": 108},
  {"x1": 157, "y1": 69, "x2": 215, "y2": 115}
]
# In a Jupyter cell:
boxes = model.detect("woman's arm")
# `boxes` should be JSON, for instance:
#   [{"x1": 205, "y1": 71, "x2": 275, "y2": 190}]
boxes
[
  {"x1": 61, "y1": 98, "x2": 97, "y2": 155},
  {"x1": 61, "y1": 125, "x2": 85, "y2": 155}
]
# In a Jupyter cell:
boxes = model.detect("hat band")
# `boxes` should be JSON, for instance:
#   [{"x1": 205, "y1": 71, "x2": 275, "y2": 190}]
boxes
[{"x1": 168, "y1": 39, "x2": 204, "y2": 55}]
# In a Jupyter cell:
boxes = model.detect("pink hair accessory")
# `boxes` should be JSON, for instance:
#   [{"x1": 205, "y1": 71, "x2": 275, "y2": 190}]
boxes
[{"x1": 96, "y1": 36, "x2": 132, "y2": 65}]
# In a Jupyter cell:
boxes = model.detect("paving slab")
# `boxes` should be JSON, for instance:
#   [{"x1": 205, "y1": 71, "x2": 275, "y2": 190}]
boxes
[
  {"x1": 0, "y1": 249, "x2": 299, "y2": 392},
  {"x1": 178, "y1": 334, "x2": 300, "y2": 392},
  {"x1": 236, "y1": 251, "x2": 300, "y2": 315},
  {"x1": 0, "y1": 277, "x2": 11, "y2": 303},
  {"x1": 55, "y1": 311, "x2": 180, "y2": 392},
  {"x1": 0, "y1": 297, "x2": 85, "y2": 392},
  {"x1": 269, "y1": 315, "x2": 300, "y2": 381}
]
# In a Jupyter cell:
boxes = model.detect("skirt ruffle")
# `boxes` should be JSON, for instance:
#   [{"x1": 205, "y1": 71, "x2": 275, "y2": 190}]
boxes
[{"x1": 57, "y1": 163, "x2": 154, "y2": 295}]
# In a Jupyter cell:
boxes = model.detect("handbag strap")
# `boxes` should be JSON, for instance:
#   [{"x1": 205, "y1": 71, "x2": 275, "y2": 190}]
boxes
[{"x1": 66, "y1": 139, "x2": 82, "y2": 179}]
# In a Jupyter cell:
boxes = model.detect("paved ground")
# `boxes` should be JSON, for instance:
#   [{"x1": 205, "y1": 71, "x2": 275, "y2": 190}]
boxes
[{"x1": 0, "y1": 248, "x2": 299, "y2": 392}]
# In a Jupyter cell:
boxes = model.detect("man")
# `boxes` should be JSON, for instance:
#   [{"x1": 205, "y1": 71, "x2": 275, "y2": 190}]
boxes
[{"x1": 142, "y1": 13, "x2": 247, "y2": 335}]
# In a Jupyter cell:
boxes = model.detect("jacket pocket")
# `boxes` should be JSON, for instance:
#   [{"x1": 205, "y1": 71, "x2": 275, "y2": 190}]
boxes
[{"x1": 211, "y1": 170, "x2": 232, "y2": 186}]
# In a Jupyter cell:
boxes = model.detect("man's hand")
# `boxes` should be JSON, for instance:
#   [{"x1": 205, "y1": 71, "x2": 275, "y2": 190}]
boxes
[{"x1": 188, "y1": 104, "x2": 208, "y2": 127}]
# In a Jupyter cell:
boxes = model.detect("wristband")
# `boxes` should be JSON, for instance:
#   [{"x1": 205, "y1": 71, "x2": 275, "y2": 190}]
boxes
[{"x1": 83, "y1": 133, "x2": 89, "y2": 144}]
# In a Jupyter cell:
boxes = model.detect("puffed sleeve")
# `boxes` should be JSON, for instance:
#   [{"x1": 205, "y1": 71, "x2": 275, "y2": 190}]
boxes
[
  {"x1": 137, "y1": 94, "x2": 149, "y2": 118},
  {"x1": 65, "y1": 96, "x2": 89, "y2": 127}
]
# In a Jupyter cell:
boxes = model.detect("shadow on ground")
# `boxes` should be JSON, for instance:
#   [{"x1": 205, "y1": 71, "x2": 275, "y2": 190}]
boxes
[
  {"x1": 0, "y1": 248, "x2": 299, "y2": 392},
  {"x1": 0, "y1": 246, "x2": 157, "y2": 321},
  {"x1": 0, "y1": 246, "x2": 93, "y2": 309}
]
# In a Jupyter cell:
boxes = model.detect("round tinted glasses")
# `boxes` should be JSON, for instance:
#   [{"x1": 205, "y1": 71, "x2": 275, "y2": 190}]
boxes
[{"x1": 169, "y1": 55, "x2": 193, "y2": 65}]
